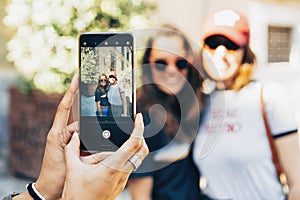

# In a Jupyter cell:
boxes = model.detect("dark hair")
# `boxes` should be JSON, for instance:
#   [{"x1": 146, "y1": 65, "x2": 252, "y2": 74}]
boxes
[
  {"x1": 137, "y1": 24, "x2": 203, "y2": 141},
  {"x1": 97, "y1": 73, "x2": 109, "y2": 93}
]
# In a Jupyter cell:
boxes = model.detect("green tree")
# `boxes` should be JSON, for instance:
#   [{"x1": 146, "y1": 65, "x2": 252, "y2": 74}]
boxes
[
  {"x1": 81, "y1": 47, "x2": 99, "y2": 84},
  {"x1": 4, "y1": 0, "x2": 157, "y2": 93}
]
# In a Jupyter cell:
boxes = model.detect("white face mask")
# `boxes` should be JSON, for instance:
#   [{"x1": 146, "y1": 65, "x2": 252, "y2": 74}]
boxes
[{"x1": 202, "y1": 45, "x2": 244, "y2": 83}]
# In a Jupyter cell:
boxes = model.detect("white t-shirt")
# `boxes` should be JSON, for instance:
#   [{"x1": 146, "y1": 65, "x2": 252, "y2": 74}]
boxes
[
  {"x1": 107, "y1": 84, "x2": 124, "y2": 105},
  {"x1": 193, "y1": 81, "x2": 297, "y2": 200}
]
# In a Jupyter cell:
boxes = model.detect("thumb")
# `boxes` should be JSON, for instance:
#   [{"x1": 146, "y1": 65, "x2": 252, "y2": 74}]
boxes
[
  {"x1": 65, "y1": 131, "x2": 81, "y2": 167},
  {"x1": 130, "y1": 113, "x2": 144, "y2": 138}
]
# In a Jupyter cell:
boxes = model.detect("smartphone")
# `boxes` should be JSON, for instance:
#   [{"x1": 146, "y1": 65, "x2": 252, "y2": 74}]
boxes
[{"x1": 79, "y1": 32, "x2": 135, "y2": 153}]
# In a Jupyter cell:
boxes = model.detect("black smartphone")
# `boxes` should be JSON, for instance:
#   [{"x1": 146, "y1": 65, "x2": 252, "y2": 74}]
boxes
[{"x1": 79, "y1": 32, "x2": 135, "y2": 153}]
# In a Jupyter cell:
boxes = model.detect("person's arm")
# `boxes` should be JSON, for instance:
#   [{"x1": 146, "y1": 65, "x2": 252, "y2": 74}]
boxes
[
  {"x1": 9, "y1": 74, "x2": 79, "y2": 199},
  {"x1": 127, "y1": 176, "x2": 153, "y2": 200},
  {"x1": 275, "y1": 131, "x2": 300, "y2": 200},
  {"x1": 95, "y1": 90, "x2": 102, "y2": 116},
  {"x1": 120, "y1": 92, "x2": 127, "y2": 117},
  {"x1": 96, "y1": 101, "x2": 102, "y2": 116}
]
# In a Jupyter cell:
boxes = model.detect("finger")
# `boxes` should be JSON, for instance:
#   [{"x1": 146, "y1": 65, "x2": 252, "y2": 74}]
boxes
[
  {"x1": 80, "y1": 152, "x2": 113, "y2": 165},
  {"x1": 63, "y1": 121, "x2": 79, "y2": 144},
  {"x1": 67, "y1": 121, "x2": 79, "y2": 134},
  {"x1": 124, "y1": 139, "x2": 149, "y2": 171},
  {"x1": 136, "y1": 139, "x2": 149, "y2": 161},
  {"x1": 71, "y1": 91, "x2": 80, "y2": 122},
  {"x1": 101, "y1": 114, "x2": 145, "y2": 171},
  {"x1": 114, "y1": 113, "x2": 144, "y2": 160},
  {"x1": 65, "y1": 131, "x2": 81, "y2": 167},
  {"x1": 52, "y1": 74, "x2": 79, "y2": 131},
  {"x1": 130, "y1": 113, "x2": 144, "y2": 138},
  {"x1": 102, "y1": 139, "x2": 149, "y2": 173}
]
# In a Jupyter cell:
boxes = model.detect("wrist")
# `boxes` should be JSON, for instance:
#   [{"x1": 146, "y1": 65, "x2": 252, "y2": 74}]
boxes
[
  {"x1": 12, "y1": 191, "x2": 32, "y2": 200},
  {"x1": 34, "y1": 170, "x2": 65, "y2": 199},
  {"x1": 26, "y1": 183, "x2": 47, "y2": 200},
  {"x1": 34, "y1": 181, "x2": 62, "y2": 200},
  {"x1": 34, "y1": 181, "x2": 47, "y2": 199}
]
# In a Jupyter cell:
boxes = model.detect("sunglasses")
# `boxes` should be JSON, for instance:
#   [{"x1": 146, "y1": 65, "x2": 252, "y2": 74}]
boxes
[
  {"x1": 99, "y1": 79, "x2": 107, "y2": 83},
  {"x1": 152, "y1": 59, "x2": 189, "y2": 71},
  {"x1": 204, "y1": 36, "x2": 240, "y2": 50}
]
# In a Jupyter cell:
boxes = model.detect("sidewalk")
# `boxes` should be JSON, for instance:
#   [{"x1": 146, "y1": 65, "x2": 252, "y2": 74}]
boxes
[{"x1": 0, "y1": 149, "x2": 32, "y2": 197}]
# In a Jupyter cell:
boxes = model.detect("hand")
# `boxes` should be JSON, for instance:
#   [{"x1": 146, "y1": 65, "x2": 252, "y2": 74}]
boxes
[
  {"x1": 62, "y1": 113, "x2": 148, "y2": 200},
  {"x1": 34, "y1": 74, "x2": 79, "y2": 199}
]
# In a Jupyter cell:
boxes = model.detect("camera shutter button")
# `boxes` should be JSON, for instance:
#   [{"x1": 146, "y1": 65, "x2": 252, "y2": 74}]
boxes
[{"x1": 102, "y1": 130, "x2": 111, "y2": 139}]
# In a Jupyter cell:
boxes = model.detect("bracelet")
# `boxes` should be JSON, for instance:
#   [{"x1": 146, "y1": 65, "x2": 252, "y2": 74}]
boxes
[{"x1": 26, "y1": 183, "x2": 46, "y2": 200}]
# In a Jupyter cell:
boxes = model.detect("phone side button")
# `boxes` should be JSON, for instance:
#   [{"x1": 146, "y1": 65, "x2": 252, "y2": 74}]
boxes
[{"x1": 102, "y1": 130, "x2": 111, "y2": 139}]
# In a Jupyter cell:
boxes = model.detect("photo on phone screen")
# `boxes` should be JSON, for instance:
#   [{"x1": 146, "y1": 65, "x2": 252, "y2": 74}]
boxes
[{"x1": 79, "y1": 32, "x2": 135, "y2": 152}]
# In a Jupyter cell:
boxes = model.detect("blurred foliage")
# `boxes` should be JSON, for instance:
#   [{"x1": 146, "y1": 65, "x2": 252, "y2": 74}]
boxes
[
  {"x1": 4, "y1": 0, "x2": 157, "y2": 94},
  {"x1": 81, "y1": 47, "x2": 99, "y2": 84}
]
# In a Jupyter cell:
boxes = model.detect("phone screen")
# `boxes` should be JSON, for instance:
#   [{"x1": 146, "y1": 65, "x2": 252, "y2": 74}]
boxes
[{"x1": 79, "y1": 32, "x2": 135, "y2": 152}]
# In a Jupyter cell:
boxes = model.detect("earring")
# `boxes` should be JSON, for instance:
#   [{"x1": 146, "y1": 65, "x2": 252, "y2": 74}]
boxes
[
  {"x1": 216, "y1": 81, "x2": 225, "y2": 90},
  {"x1": 201, "y1": 78, "x2": 216, "y2": 95}
]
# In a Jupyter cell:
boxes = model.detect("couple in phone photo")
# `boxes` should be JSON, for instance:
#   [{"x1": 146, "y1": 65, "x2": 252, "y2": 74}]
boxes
[{"x1": 95, "y1": 71, "x2": 128, "y2": 118}]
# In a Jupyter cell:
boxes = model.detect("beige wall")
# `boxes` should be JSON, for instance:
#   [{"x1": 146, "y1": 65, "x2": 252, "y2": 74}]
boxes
[
  {"x1": 155, "y1": 0, "x2": 250, "y2": 43},
  {"x1": 155, "y1": 0, "x2": 300, "y2": 41},
  {"x1": 155, "y1": 0, "x2": 203, "y2": 42}
]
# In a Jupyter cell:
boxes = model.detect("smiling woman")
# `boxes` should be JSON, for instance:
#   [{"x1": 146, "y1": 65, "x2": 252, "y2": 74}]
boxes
[
  {"x1": 127, "y1": 24, "x2": 204, "y2": 200},
  {"x1": 149, "y1": 35, "x2": 190, "y2": 95},
  {"x1": 193, "y1": 9, "x2": 300, "y2": 200}
]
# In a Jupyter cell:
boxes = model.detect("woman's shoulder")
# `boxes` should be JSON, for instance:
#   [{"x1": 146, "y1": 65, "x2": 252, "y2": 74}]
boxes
[
  {"x1": 240, "y1": 81, "x2": 286, "y2": 95},
  {"x1": 263, "y1": 81, "x2": 286, "y2": 93},
  {"x1": 260, "y1": 81, "x2": 287, "y2": 102},
  {"x1": 260, "y1": 81, "x2": 293, "y2": 116}
]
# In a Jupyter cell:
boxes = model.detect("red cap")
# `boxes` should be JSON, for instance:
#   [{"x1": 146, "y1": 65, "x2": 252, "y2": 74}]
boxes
[
  {"x1": 109, "y1": 71, "x2": 117, "y2": 79},
  {"x1": 201, "y1": 9, "x2": 250, "y2": 47}
]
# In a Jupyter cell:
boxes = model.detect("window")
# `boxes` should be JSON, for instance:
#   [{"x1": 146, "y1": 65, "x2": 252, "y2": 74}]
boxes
[
  {"x1": 268, "y1": 26, "x2": 292, "y2": 63},
  {"x1": 110, "y1": 53, "x2": 115, "y2": 71}
]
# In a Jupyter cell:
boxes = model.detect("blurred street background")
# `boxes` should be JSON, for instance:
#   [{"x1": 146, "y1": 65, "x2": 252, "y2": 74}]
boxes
[{"x1": 1, "y1": 0, "x2": 300, "y2": 198}]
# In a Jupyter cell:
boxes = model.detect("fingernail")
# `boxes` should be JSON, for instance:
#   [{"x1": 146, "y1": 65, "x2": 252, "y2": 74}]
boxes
[
  {"x1": 132, "y1": 113, "x2": 144, "y2": 138},
  {"x1": 135, "y1": 113, "x2": 143, "y2": 126},
  {"x1": 72, "y1": 131, "x2": 79, "y2": 141},
  {"x1": 70, "y1": 73, "x2": 79, "y2": 89}
]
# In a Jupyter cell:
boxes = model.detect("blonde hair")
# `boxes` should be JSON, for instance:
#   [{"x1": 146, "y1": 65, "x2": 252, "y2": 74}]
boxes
[
  {"x1": 230, "y1": 44, "x2": 256, "y2": 90},
  {"x1": 200, "y1": 44, "x2": 256, "y2": 94}
]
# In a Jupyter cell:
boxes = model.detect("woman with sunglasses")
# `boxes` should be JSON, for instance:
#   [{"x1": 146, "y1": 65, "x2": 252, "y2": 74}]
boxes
[
  {"x1": 127, "y1": 24, "x2": 206, "y2": 200},
  {"x1": 193, "y1": 9, "x2": 300, "y2": 200},
  {"x1": 95, "y1": 73, "x2": 109, "y2": 117},
  {"x1": 107, "y1": 72, "x2": 128, "y2": 117}
]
